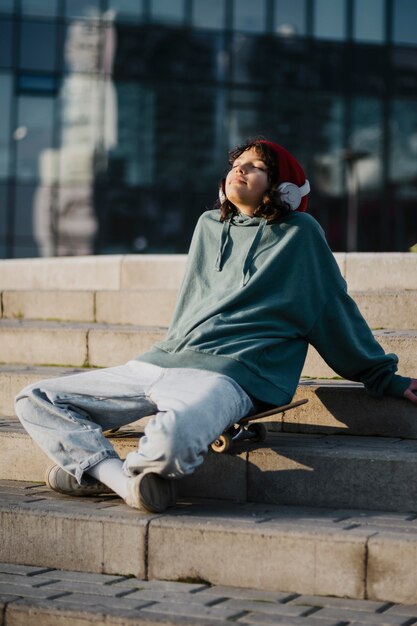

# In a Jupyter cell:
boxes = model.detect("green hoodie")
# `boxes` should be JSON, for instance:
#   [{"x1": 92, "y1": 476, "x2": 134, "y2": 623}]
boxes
[{"x1": 138, "y1": 209, "x2": 410, "y2": 405}]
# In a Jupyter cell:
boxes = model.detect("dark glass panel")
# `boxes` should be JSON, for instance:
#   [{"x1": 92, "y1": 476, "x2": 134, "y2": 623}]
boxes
[
  {"x1": 64, "y1": 0, "x2": 101, "y2": 19},
  {"x1": 353, "y1": 0, "x2": 384, "y2": 43},
  {"x1": 233, "y1": 0, "x2": 267, "y2": 33},
  {"x1": 21, "y1": 0, "x2": 59, "y2": 17},
  {"x1": 274, "y1": 0, "x2": 306, "y2": 37},
  {"x1": 15, "y1": 96, "x2": 55, "y2": 182},
  {"x1": 192, "y1": 0, "x2": 225, "y2": 30},
  {"x1": 107, "y1": 0, "x2": 144, "y2": 22},
  {"x1": 0, "y1": 19, "x2": 13, "y2": 68},
  {"x1": 150, "y1": 0, "x2": 185, "y2": 24},
  {"x1": 393, "y1": 0, "x2": 417, "y2": 45},
  {"x1": 19, "y1": 20, "x2": 57, "y2": 72},
  {"x1": 13, "y1": 183, "x2": 39, "y2": 257},
  {"x1": 314, "y1": 0, "x2": 346, "y2": 41},
  {"x1": 0, "y1": 73, "x2": 12, "y2": 180}
]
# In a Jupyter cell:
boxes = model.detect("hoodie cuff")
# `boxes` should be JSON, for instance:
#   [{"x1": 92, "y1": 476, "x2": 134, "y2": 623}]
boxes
[{"x1": 384, "y1": 374, "x2": 412, "y2": 398}]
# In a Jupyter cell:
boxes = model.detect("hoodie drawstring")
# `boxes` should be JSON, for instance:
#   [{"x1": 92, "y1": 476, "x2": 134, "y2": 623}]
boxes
[
  {"x1": 214, "y1": 219, "x2": 231, "y2": 272},
  {"x1": 214, "y1": 216, "x2": 267, "y2": 286},
  {"x1": 242, "y1": 218, "x2": 267, "y2": 286}
]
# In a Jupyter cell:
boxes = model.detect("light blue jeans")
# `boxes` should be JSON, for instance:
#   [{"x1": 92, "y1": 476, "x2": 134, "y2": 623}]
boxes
[{"x1": 15, "y1": 360, "x2": 254, "y2": 483}]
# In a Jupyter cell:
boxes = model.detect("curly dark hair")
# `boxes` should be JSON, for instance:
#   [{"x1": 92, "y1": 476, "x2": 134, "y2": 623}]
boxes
[{"x1": 216, "y1": 138, "x2": 291, "y2": 223}]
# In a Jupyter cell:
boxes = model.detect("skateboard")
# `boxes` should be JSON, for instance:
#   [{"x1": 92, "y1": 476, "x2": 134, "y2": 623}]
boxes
[{"x1": 210, "y1": 398, "x2": 308, "y2": 453}]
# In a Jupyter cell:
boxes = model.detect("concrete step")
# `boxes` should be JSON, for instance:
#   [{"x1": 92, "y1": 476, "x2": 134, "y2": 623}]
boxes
[
  {"x1": 1, "y1": 289, "x2": 178, "y2": 326},
  {"x1": 0, "y1": 320, "x2": 165, "y2": 367},
  {"x1": 0, "y1": 320, "x2": 416, "y2": 375},
  {"x1": 2, "y1": 288, "x2": 417, "y2": 330},
  {"x1": 2, "y1": 481, "x2": 417, "y2": 605},
  {"x1": 3, "y1": 563, "x2": 415, "y2": 626},
  {"x1": 2, "y1": 367, "x2": 416, "y2": 438},
  {"x1": 1, "y1": 253, "x2": 416, "y2": 291},
  {"x1": 2, "y1": 419, "x2": 417, "y2": 513},
  {"x1": 0, "y1": 255, "x2": 188, "y2": 291}
]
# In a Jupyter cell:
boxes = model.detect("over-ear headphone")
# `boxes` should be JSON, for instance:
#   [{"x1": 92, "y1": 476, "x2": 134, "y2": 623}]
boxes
[{"x1": 277, "y1": 180, "x2": 310, "y2": 211}]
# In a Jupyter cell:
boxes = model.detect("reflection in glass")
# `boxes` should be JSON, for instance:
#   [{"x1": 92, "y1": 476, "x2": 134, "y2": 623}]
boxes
[
  {"x1": 274, "y1": 0, "x2": 306, "y2": 37},
  {"x1": 314, "y1": 0, "x2": 346, "y2": 40},
  {"x1": 353, "y1": 0, "x2": 384, "y2": 43},
  {"x1": 150, "y1": 0, "x2": 185, "y2": 24},
  {"x1": 112, "y1": 82, "x2": 154, "y2": 186},
  {"x1": 64, "y1": 0, "x2": 101, "y2": 19},
  {"x1": 0, "y1": 74, "x2": 12, "y2": 180},
  {"x1": 0, "y1": 185, "x2": 7, "y2": 258},
  {"x1": 107, "y1": 0, "x2": 144, "y2": 22},
  {"x1": 192, "y1": 0, "x2": 224, "y2": 30},
  {"x1": 14, "y1": 184, "x2": 41, "y2": 257},
  {"x1": 391, "y1": 99, "x2": 417, "y2": 185},
  {"x1": 233, "y1": 0, "x2": 266, "y2": 33},
  {"x1": 16, "y1": 96, "x2": 55, "y2": 181},
  {"x1": 19, "y1": 21, "x2": 57, "y2": 72},
  {"x1": 393, "y1": 0, "x2": 417, "y2": 45},
  {"x1": 21, "y1": 0, "x2": 59, "y2": 17},
  {"x1": 0, "y1": 1, "x2": 14, "y2": 14},
  {"x1": 0, "y1": 20, "x2": 13, "y2": 68},
  {"x1": 351, "y1": 97, "x2": 383, "y2": 189}
]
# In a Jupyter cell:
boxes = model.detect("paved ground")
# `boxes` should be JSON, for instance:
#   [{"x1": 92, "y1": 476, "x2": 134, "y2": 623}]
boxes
[{"x1": 2, "y1": 562, "x2": 417, "y2": 625}]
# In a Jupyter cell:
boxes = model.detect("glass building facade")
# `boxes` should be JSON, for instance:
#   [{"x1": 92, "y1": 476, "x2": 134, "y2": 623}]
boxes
[{"x1": 0, "y1": 0, "x2": 416, "y2": 257}]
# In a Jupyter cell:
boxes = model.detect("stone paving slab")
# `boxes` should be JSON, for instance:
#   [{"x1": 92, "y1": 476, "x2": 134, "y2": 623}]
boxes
[
  {"x1": 3, "y1": 482, "x2": 417, "y2": 604},
  {"x1": 1, "y1": 563, "x2": 417, "y2": 626}
]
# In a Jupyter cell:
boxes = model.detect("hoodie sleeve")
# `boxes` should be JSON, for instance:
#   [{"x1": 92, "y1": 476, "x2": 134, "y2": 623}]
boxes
[{"x1": 307, "y1": 287, "x2": 411, "y2": 398}]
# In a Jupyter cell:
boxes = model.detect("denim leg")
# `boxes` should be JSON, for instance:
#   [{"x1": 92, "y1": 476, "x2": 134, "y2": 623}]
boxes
[
  {"x1": 15, "y1": 360, "x2": 160, "y2": 483},
  {"x1": 123, "y1": 368, "x2": 254, "y2": 479}
]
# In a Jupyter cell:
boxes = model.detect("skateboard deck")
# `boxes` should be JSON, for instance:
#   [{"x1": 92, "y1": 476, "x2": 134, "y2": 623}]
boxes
[{"x1": 210, "y1": 398, "x2": 308, "y2": 453}]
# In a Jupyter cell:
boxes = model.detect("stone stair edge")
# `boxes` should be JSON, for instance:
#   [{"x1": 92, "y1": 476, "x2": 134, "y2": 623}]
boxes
[
  {"x1": 1, "y1": 481, "x2": 417, "y2": 605},
  {"x1": 0, "y1": 253, "x2": 416, "y2": 291},
  {"x1": 3, "y1": 422, "x2": 417, "y2": 512}
]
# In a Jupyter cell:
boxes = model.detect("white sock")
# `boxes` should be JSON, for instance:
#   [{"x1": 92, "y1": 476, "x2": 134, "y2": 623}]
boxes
[{"x1": 87, "y1": 458, "x2": 130, "y2": 501}]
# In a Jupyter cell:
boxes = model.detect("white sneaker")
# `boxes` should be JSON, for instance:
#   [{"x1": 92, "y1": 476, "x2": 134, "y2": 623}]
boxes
[
  {"x1": 45, "y1": 465, "x2": 113, "y2": 497},
  {"x1": 125, "y1": 472, "x2": 177, "y2": 513}
]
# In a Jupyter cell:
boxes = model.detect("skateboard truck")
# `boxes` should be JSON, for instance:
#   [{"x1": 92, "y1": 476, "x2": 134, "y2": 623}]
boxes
[{"x1": 210, "y1": 398, "x2": 308, "y2": 453}]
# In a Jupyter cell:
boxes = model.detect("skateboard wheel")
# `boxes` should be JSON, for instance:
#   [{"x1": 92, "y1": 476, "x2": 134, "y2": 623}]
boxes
[
  {"x1": 211, "y1": 433, "x2": 232, "y2": 453},
  {"x1": 247, "y1": 422, "x2": 267, "y2": 442}
]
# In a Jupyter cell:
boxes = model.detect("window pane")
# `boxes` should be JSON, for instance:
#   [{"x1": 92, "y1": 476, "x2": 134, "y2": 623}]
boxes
[
  {"x1": 14, "y1": 184, "x2": 40, "y2": 257},
  {"x1": 21, "y1": 0, "x2": 59, "y2": 17},
  {"x1": 15, "y1": 96, "x2": 55, "y2": 182},
  {"x1": 0, "y1": 1, "x2": 14, "y2": 14},
  {"x1": 0, "y1": 74, "x2": 12, "y2": 180},
  {"x1": 350, "y1": 98, "x2": 383, "y2": 189},
  {"x1": 192, "y1": 0, "x2": 225, "y2": 30},
  {"x1": 0, "y1": 185, "x2": 9, "y2": 258},
  {"x1": 107, "y1": 0, "x2": 144, "y2": 22},
  {"x1": 390, "y1": 99, "x2": 417, "y2": 186},
  {"x1": 0, "y1": 19, "x2": 13, "y2": 68},
  {"x1": 393, "y1": 0, "x2": 417, "y2": 45},
  {"x1": 19, "y1": 21, "x2": 57, "y2": 71},
  {"x1": 274, "y1": 0, "x2": 306, "y2": 37},
  {"x1": 150, "y1": 0, "x2": 185, "y2": 24},
  {"x1": 233, "y1": 0, "x2": 266, "y2": 33},
  {"x1": 354, "y1": 0, "x2": 384, "y2": 43},
  {"x1": 314, "y1": 0, "x2": 346, "y2": 40},
  {"x1": 64, "y1": 0, "x2": 101, "y2": 19}
]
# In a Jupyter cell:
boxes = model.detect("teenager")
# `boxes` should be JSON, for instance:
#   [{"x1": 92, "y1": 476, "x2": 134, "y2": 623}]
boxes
[{"x1": 15, "y1": 139, "x2": 417, "y2": 514}]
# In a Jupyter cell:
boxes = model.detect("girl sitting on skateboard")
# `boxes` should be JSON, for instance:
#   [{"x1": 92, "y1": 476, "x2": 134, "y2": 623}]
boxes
[{"x1": 16, "y1": 139, "x2": 417, "y2": 513}]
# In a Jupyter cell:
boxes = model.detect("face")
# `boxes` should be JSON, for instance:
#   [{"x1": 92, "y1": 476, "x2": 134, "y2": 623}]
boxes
[{"x1": 225, "y1": 147, "x2": 269, "y2": 216}]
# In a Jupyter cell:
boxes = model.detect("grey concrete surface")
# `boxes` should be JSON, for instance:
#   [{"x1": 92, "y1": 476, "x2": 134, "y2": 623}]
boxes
[
  {"x1": 2, "y1": 562, "x2": 417, "y2": 626},
  {"x1": 2, "y1": 483, "x2": 417, "y2": 606}
]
